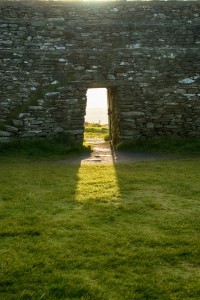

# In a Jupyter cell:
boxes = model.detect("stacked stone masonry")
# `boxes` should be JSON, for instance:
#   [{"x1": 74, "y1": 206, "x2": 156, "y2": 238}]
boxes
[{"x1": 0, "y1": 0, "x2": 199, "y2": 144}]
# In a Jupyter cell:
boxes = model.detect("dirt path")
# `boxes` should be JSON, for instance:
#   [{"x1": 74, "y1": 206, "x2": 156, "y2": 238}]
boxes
[{"x1": 60, "y1": 138, "x2": 167, "y2": 164}]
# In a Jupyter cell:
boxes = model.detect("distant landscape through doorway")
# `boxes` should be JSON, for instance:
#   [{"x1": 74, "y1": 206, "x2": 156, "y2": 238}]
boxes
[{"x1": 85, "y1": 88, "x2": 108, "y2": 125}]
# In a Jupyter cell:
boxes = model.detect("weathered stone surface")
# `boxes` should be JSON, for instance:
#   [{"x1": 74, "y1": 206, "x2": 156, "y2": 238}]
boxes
[
  {"x1": 45, "y1": 92, "x2": 60, "y2": 97},
  {"x1": 18, "y1": 113, "x2": 30, "y2": 119},
  {"x1": 4, "y1": 125, "x2": 18, "y2": 133},
  {"x1": 0, "y1": 130, "x2": 12, "y2": 137},
  {"x1": 122, "y1": 112, "x2": 145, "y2": 117},
  {"x1": 54, "y1": 127, "x2": 64, "y2": 134},
  {"x1": 0, "y1": 0, "x2": 199, "y2": 144},
  {"x1": 37, "y1": 100, "x2": 44, "y2": 106},
  {"x1": 12, "y1": 120, "x2": 23, "y2": 127},
  {"x1": 29, "y1": 106, "x2": 43, "y2": 110},
  {"x1": 0, "y1": 137, "x2": 12, "y2": 142},
  {"x1": 147, "y1": 122, "x2": 155, "y2": 129}
]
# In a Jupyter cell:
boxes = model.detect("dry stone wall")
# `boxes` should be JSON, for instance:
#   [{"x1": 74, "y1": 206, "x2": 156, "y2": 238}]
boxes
[{"x1": 0, "y1": 0, "x2": 199, "y2": 144}]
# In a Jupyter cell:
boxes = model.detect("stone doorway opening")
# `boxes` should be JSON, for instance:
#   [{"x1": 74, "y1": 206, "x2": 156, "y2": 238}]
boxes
[
  {"x1": 83, "y1": 85, "x2": 119, "y2": 147},
  {"x1": 84, "y1": 88, "x2": 110, "y2": 142}
]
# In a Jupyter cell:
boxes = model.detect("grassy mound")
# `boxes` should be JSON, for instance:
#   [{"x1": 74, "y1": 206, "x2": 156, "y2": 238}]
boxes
[
  {"x1": 117, "y1": 137, "x2": 200, "y2": 156},
  {"x1": 0, "y1": 134, "x2": 90, "y2": 158}
]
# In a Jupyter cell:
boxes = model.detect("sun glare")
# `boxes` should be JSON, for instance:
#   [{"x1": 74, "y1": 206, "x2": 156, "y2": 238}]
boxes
[{"x1": 85, "y1": 88, "x2": 108, "y2": 124}]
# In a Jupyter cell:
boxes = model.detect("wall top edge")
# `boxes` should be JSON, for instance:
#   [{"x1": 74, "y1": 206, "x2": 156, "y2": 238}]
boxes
[
  {"x1": 1, "y1": 0, "x2": 199, "y2": 4},
  {"x1": 1, "y1": 0, "x2": 199, "y2": 9}
]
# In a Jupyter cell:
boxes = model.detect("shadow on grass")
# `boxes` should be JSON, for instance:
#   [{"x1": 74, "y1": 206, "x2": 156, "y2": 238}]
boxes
[
  {"x1": 71, "y1": 141, "x2": 200, "y2": 299},
  {"x1": 0, "y1": 138, "x2": 200, "y2": 299},
  {"x1": 116, "y1": 137, "x2": 200, "y2": 156},
  {"x1": 0, "y1": 137, "x2": 91, "y2": 159}
]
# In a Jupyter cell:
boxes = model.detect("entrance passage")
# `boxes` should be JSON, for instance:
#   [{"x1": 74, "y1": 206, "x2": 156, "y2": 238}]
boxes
[
  {"x1": 85, "y1": 88, "x2": 108, "y2": 125},
  {"x1": 84, "y1": 88, "x2": 110, "y2": 142},
  {"x1": 84, "y1": 86, "x2": 119, "y2": 146}
]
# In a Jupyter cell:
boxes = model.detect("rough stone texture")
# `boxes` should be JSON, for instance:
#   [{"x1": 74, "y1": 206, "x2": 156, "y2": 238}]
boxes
[{"x1": 0, "y1": 0, "x2": 199, "y2": 144}]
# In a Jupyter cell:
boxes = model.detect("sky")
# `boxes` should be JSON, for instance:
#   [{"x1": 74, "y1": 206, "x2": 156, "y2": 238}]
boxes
[{"x1": 85, "y1": 88, "x2": 108, "y2": 124}]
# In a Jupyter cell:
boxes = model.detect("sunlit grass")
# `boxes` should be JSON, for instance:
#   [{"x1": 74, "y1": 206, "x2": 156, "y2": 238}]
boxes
[
  {"x1": 75, "y1": 164, "x2": 120, "y2": 203},
  {"x1": 84, "y1": 123, "x2": 109, "y2": 139},
  {"x1": 0, "y1": 156, "x2": 200, "y2": 299}
]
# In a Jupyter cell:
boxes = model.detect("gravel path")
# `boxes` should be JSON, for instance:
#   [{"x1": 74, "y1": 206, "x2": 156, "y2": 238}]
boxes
[{"x1": 59, "y1": 138, "x2": 167, "y2": 164}]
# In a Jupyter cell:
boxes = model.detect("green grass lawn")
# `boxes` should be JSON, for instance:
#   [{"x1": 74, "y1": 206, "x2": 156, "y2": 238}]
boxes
[
  {"x1": 84, "y1": 123, "x2": 109, "y2": 139},
  {"x1": 0, "y1": 154, "x2": 200, "y2": 299}
]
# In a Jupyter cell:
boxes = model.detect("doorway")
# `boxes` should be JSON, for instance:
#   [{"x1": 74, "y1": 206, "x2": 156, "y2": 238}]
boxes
[{"x1": 84, "y1": 88, "x2": 110, "y2": 142}]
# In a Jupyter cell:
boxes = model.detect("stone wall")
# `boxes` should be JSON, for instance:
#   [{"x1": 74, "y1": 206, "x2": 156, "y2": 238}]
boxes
[{"x1": 0, "y1": 0, "x2": 199, "y2": 144}]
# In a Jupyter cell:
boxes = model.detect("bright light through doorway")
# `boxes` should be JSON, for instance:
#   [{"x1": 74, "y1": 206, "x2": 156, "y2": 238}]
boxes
[{"x1": 85, "y1": 88, "x2": 108, "y2": 125}]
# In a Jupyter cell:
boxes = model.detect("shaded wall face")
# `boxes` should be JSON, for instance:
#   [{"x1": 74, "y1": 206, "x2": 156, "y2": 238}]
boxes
[{"x1": 0, "y1": 0, "x2": 199, "y2": 143}]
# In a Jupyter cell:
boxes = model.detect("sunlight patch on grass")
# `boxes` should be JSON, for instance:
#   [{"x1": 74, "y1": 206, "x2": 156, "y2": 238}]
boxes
[
  {"x1": 0, "y1": 158, "x2": 200, "y2": 299},
  {"x1": 75, "y1": 165, "x2": 120, "y2": 203}
]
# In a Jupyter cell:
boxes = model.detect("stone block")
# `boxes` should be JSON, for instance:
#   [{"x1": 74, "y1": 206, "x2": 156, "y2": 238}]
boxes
[
  {"x1": 20, "y1": 131, "x2": 42, "y2": 138},
  {"x1": 12, "y1": 119, "x2": 23, "y2": 127},
  {"x1": 29, "y1": 106, "x2": 43, "y2": 110},
  {"x1": 37, "y1": 100, "x2": 44, "y2": 106},
  {"x1": 54, "y1": 127, "x2": 64, "y2": 134},
  {"x1": 122, "y1": 111, "x2": 145, "y2": 117},
  {"x1": 29, "y1": 120, "x2": 44, "y2": 125},
  {"x1": 45, "y1": 92, "x2": 60, "y2": 97},
  {"x1": 0, "y1": 137, "x2": 11, "y2": 142},
  {"x1": 146, "y1": 122, "x2": 155, "y2": 129},
  {"x1": 18, "y1": 113, "x2": 30, "y2": 119},
  {"x1": 107, "y1": 74, "x2": 116, "y2": 80},
  {"x1": 0, "y1": 130, "x2": 12, "y2": 137},
  {"x1": 4, "y1": 125, "x2": 18, "y2": 133}
]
